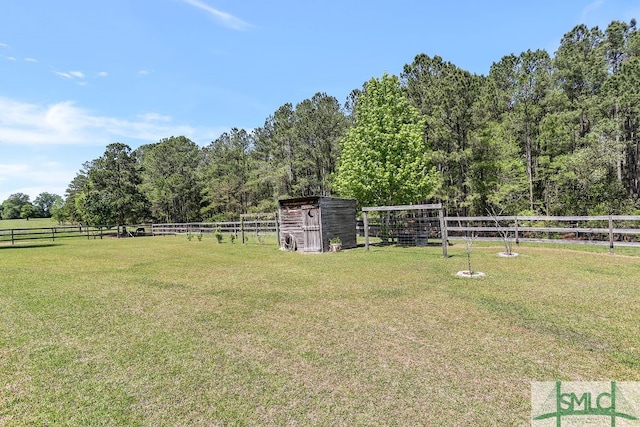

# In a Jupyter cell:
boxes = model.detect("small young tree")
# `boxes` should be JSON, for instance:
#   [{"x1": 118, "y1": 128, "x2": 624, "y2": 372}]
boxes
[
  {"x1": 457, "y1": 219, "x2": 485, "y2": 278},
  {"x1": 461, "y1": 220, "x2": 476, "y2": 274},
  {"x1": 487, "y1": 207, "x2": 517, "y2": 256}
]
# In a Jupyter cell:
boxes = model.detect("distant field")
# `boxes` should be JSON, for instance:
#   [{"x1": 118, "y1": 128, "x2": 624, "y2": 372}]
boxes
[
  {"x1": 1, "y1": 237, "x2": 639, "y2": 425},
  {"x1": 0, "y1": 218, "x2": 59, "y2": 229}
]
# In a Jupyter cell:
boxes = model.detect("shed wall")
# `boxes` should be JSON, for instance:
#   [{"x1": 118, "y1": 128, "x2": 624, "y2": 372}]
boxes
[
  {"x1": 279, "y1": 200, "x2": 315, "y2": 252},
  {"x1": 319, "y1": 198, "x2": 357, "y2": 251},
  {"x1": 278, "y1": 197, "x2": 356, "y2": 253}
]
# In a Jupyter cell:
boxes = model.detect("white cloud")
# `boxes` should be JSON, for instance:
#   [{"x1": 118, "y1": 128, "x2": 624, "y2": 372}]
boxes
[
  {"x1": 138, "y1": 112, "x2": 171, "y2": 122},
  {"x1": 97, "y1": 71, "x2": 108, "y2": 77},
  {"x1": 55, "y1": 70, "x2": 85, "y2": 80},
  {"x1": 0, "y1": 42, "x2": 7, "y2": 48},
  {"x1": 0, "y1": 97, "x2": 223, "y2": 147},
  {"x1": 24, "y1": 57, "x2": 38, "y2": 63},
  {"x1": 7, "y1": 56, "x2": 16, "y2": 61},
  {"x1": 138, "y1": 70, "x2": 150, "y2": 76},
  {"x1": 0, "y1": 164, "x2": 29, "y2": 180},
  {"x1": 0, "y1": 96, "x2": 230, "y2": 201},
  {"x1": 0, "y1": 161, "x2": 74, "y2": 202},
  {"x1": 180, "y1": 0, "x2": 253, "y2": 31}
]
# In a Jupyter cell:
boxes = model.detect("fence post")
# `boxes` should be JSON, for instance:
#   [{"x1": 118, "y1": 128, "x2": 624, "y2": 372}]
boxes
[
  {"x1": 11, "y1": 229, "x2": 14, "y2": 245},
  {"x1": 240, "y1": 217, "x2": 245, "y2": 244},
  {"x1": 52, "y1": 228, "x2": 55, "y2": 242},
  {"x1": 363, "y1": 211, "x2": 369, "y2": 251},
  {"x1": 609, "y1": 215, "x2": 614, "y2": 254},
  {"x1": 439, "y1": 208, "x2": 448, "y2": 258}
]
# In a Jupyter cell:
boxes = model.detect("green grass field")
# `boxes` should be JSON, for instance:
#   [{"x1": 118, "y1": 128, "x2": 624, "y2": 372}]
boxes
[
  {"x1": 0, "y1": 218, "x2": 59, "y2": 230},
  {"x1": 1, "y1": 236, "x2": 639, "y2": 425}
]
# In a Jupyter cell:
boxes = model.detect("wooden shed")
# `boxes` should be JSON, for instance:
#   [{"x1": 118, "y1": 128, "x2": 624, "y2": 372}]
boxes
[{"x1": 278, "y1": 196, "x2": 357, "y2": 253}]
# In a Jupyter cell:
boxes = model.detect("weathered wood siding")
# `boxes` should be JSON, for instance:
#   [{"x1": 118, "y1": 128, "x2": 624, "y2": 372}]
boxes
[
  {"x1": 279, "y1": 199, "x2": 309, "y2": 251},
  {"x1": 318, "y1": 197, "x2": 357, "y2": 251},
  {"x1": 278, "y1": 197, "x2": 357, "y2": 253}
]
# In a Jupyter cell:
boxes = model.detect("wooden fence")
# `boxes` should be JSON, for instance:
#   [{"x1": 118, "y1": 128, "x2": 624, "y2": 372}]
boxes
[
  {"x1": 358, "y1": 214, "x2": 640, "y2": 253},
  {"x1": 5, "y1": 215, "x2": 640, "y2": 252},
  {"x1": 0, "y1": 220, "x2": 278, "y2": 246},
  {"x1": 0, "y1": 225, "x2": 118, "y2": 245},
  {"x1": 151, "y1": 219, "x2": 278, "y2": 244},
  {"x1": 444, "y1": 215, "x2": 640, "y2": 252}
]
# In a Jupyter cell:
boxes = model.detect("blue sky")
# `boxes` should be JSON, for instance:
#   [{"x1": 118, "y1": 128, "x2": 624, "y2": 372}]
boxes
[{"x1": 1, "y1": 0, "x2": 638, "y2": 203}]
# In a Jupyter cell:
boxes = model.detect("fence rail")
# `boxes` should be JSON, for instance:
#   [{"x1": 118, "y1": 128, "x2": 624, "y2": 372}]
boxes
[
  {"x1": 0, "y1": 225, "x2": 118, "y2": 245},
  {"x1": 0, "y1": 221, "x2": 279, "y2": 246},
  {"x1": 4, "y1": 215, "x2": 640, "y2": 252},
  {"x1": 151, "y1": 220, "x2": 279, "y2": 244},
  {"x1": 150, "y1": 220, "x2": 278, "y2": 235},
  {"x1": 444, "y1": 215, "x2": 640, "y2": 251},
  {"x1": 358, "y1": 214, "x2": 640, "y2": 253}
]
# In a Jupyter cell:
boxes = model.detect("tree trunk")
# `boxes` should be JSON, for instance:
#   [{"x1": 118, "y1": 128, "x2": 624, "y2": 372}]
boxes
[{"x1": 526, "y1": 125, "x2": 534, "y2": 212}]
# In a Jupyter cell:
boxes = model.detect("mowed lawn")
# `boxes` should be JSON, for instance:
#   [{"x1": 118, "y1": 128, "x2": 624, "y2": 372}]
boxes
[
  {"x1": 0, "y1": 218, "x2": 59, "y2": 229},
  {"x1": 1, "y1": 236, "x2": 640, "y2": 426}
]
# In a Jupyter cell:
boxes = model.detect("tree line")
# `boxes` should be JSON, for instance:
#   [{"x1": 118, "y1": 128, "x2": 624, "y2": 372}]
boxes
[{"x1": 2, "y1": 19, "x2": 640, "y2": 224}]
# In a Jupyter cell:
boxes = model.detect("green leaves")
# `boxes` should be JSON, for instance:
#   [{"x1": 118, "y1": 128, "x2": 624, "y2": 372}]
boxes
[
  {"x1": 201, "y1": 129, "x2": 252, "y2": 221},
  {"x1": 335, "y1": 73, "x2": 440, "y2": 207},
  {"x1": 76, "y1": 143, "x2": 148, "y2": 226},
  {"x1": 1, "y1": 193, "x2": 31, "y2": 220},
  {"x1": 31, "y1": 18, "x2": 640, "y2": 220},
  {"x1": 140, "y1": 137, "x2": 203, "y2": 223}
]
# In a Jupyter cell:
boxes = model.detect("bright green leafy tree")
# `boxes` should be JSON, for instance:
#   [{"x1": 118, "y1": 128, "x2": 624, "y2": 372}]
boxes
[
  {"x1": 50, "y1": 196, "x2": 67, "y2": 224},
  {"x1": 335, "y1": 73, "x2": 441, "y2": 207}
]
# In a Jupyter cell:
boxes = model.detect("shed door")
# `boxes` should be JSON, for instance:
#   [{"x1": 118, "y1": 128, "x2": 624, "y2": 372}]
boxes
[{"x1": 302, "y1": 207, "x2": 321, "y2": 252}]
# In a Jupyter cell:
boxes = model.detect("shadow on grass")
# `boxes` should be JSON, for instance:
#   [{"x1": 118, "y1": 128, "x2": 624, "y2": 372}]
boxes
[
  {"x1": 357, "y1": 241, "x2": 455, "y2": 257},
  {"x1": 0, "y1": 243, "x2": 61, "y2": 250}
]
